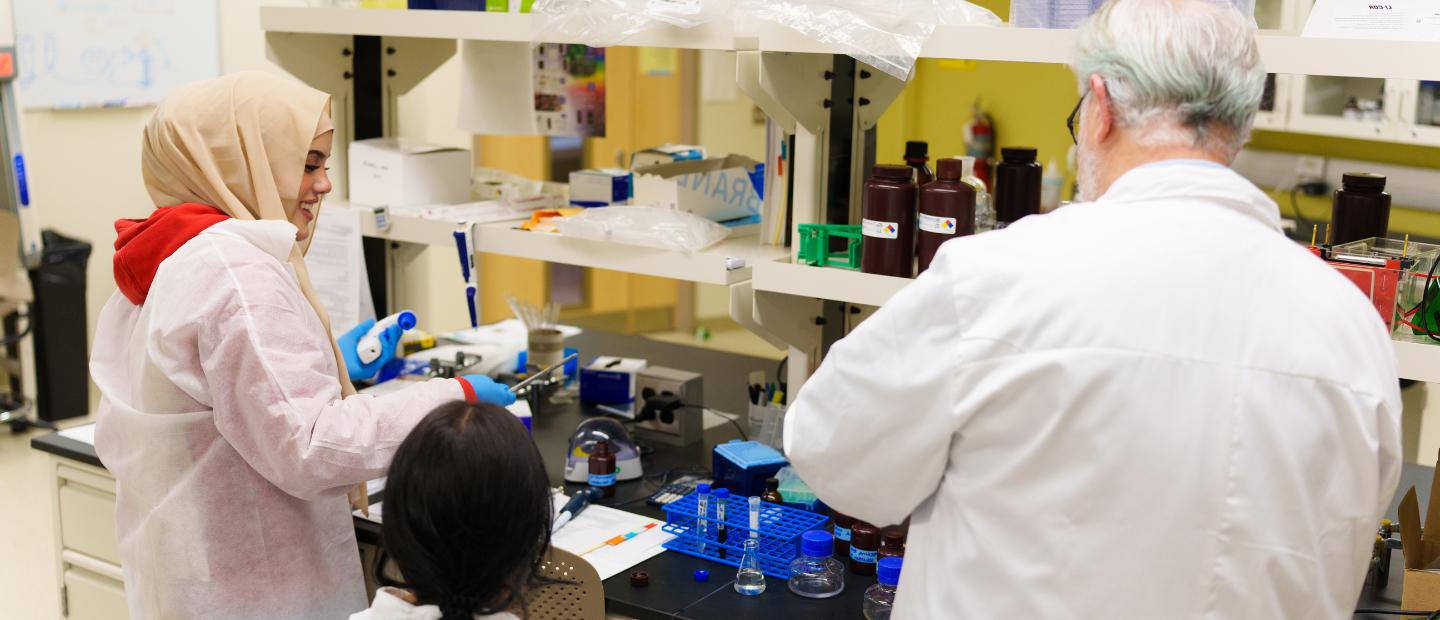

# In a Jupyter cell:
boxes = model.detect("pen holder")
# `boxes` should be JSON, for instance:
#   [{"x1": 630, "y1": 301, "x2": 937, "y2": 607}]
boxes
[
  {"x1": 747, "y1": 402, "x2": 787, "y2": 451},
  {"x1": 661, "y1": 491, "x2": 829, "y2": 579},
  {"x1": 527, "y1": 328, "x2": 564, "y2": 369}
]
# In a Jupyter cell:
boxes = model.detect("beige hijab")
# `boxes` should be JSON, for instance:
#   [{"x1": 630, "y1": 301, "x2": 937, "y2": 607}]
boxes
[{"x1": 141, "y1": 71, "x2": 356, "y2": 396}]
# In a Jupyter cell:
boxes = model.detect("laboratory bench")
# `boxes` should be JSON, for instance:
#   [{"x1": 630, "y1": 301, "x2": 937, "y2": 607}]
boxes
[{"x1": 30, "y1": 330, "x2": 1431, "y2": 619}]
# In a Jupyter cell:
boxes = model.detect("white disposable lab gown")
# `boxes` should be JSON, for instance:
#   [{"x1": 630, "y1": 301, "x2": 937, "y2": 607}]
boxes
[
  {"x1": 785, "y1": 161, "x2": 1402, "y2": 618},
  {"x1": 91, "y1": 219, "x2": 467, "y2": 619}
]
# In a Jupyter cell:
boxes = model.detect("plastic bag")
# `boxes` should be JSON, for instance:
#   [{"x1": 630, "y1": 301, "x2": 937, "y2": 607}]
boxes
[
  {"x1": 740, "y1": 0, "x2": 998, "y2": 81},
  {"x1": 553, "y1": 206, "x2": 730, "y2": 252},
  {"x1": 532, "y1": 0, "x2": 733, "y2": 47}
]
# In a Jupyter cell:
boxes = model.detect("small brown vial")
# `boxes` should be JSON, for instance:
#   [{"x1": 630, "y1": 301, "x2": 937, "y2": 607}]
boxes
[
  {"x1": 848, "y1": 522, "x2": 881, "y2": 576},
  {"x1": 877, "y1": 528, "x2": 906, "y2": 561},
  {"x1": 760, "y1": 478, "x2": 785, "y2": 504},
  {"x1": 587, "y1": 439, "x2": 616, "y2": 498}
]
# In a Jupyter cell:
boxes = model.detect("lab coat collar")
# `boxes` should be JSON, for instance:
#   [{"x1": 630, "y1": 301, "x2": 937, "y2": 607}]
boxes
[
  {"x1": 1097, "y1": 158, "x2": 1283, "y2": 233},
  {"x1": 204, "y1": 218, "x2": 303, "y2": 264}
]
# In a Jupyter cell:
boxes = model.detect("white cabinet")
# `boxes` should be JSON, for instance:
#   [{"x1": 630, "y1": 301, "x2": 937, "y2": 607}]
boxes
[
  {"x1": 1395, "y1": 80, "x2": 1440, "y2": 147},
  {"x1": 1254, "y1": 74, "x2": 1293, "y2": 130},
  {"x1": 48, "y1": 458, "x2": 129, "y2": 620},
  {"x1": 1285, "y1": 75, "x2": 1395, "y2": 140},
  {"x1": 63, "y1": 567, "x2": 128, "y2": 620}
]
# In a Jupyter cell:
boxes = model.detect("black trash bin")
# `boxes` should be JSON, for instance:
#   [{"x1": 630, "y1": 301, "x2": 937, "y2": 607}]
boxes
[{"x1": 28, "y1": 229, "x2": 91, "y2": 422}]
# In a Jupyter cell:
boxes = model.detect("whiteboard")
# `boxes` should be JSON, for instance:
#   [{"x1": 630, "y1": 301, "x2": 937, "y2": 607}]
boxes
[{"x1": 14, "y1": 0, "x2": 220, "y2": 109}]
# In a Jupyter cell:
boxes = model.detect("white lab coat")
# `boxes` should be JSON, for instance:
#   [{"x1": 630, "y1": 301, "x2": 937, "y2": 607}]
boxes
[
  {"x1": 91, "y1": 219, "x2": 467, "y2": 619},
  {"x1": 784, "y1": 161, "x2": 1402, "y2": 619},
  {"x1": 349, "y1": 588, "x2": 520, "y2": 620}
]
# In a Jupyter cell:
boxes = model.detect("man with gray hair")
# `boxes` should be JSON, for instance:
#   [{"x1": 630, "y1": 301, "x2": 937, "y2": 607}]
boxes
[{"x1": 784, "y1": 0, "x2": 1402, "y2": 617}]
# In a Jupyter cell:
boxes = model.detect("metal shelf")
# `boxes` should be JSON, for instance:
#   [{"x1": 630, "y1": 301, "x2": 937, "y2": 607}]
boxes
[
  {"x1": 262, "y1": 7, "x2": 1440, "y2": 80},
  {"x1": 353, "y1": 205, "x2": 787, "y2": 286}
]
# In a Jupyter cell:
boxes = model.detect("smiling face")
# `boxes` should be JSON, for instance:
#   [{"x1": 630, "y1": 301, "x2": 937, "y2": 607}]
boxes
[{"x1": 289, "y1": 130, "x2": 334, "y2": 242}]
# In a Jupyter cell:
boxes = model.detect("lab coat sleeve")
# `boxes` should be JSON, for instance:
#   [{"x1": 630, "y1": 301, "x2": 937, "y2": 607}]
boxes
[
  {"x1": 196, "y1": 257, "x2": 465, "y2": 501},
  {"x1": 784, "y1": 247, "x2": 975, "y2": 527}
]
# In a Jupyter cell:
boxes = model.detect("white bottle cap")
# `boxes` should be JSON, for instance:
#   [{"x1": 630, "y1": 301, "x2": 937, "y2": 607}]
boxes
[{"x1": 956, "y1": 155, "x2": 976, "y2": 179}]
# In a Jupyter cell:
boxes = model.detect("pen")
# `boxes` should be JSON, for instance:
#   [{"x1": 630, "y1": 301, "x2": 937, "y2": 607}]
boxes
[
  {"x1": 579, "y1": 523, "x2": 658, "y2": 556},
  {"x1": 453, "y1": 225, "x2": 479, "y2": 329}
]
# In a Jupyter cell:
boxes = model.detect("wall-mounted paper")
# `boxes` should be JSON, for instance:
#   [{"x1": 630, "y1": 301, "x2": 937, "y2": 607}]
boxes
[
  {"x1": 1304, "y1": 1, "x2": 1440, "y2": 40},
  {"x1": 458, "y1": 40, "x2": 606, "y2": 137},
  {"x1": 305, "y1": 203, "x2": 376, "y2": 334}
]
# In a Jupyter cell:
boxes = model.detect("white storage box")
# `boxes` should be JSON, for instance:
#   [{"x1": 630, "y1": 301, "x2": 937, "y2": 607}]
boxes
[{"x1": 349, "y1": 138, "x2": 472, "y2": 208}]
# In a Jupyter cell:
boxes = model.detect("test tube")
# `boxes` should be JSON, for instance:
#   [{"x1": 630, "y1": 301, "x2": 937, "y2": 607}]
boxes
[
  {"x1": 715, "y1": 488, "x2": 730, "y2": 558},
  {"x1": 697, "y1": 484, "x2": 711, "y2": 554},
  {"x1": 749, "y1": 495, "x2": 761, "y2": 539}
]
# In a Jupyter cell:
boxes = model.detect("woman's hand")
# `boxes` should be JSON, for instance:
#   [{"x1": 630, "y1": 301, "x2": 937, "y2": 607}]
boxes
[
  {"x1": 459, "y1": 375, "x2": 517, "y2": 406},
  {"x1": 337, "y1": 319, "x2": 403, "y2": 381}
]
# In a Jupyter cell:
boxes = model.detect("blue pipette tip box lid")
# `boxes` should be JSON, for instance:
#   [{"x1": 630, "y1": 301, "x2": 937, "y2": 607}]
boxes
[{"x1": 714, "y1": 440, "x2": 787, "y2": 468}]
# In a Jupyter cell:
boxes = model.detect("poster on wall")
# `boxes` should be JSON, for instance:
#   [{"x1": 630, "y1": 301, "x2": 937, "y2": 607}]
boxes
[
  {"x1": 14, "y1": 0, "x2": 220, "y2": 109},
  {"x1": 459, "y1": 41, "x2": 605, "y2": 137}
]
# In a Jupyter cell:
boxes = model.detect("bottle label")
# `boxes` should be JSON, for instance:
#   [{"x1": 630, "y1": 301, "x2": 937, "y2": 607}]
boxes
[
  {"x1": 918, "y1": 213, "x2": 958, "y2": 235},
  {"x1": 588, "y1": 473, "x2": 616, "y2": 487},
  {"x1": 850, "y1": 547, "x2": 878, "y2": 564},
  {"x1": 834, "y1": 525, "x2": 852, "y2": 542},
  {"x1": 862, "y1": 219, "x2": 899, "y2": 240}
]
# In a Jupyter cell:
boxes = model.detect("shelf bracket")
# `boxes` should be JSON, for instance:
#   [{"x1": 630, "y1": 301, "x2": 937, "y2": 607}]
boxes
[
  {"x1": 735, "y1": 51, "x2": 833, "y2": 135},
  {"x1": 854, "y1": 61, "x2": 908, "y2": 131},
  {"x1": 742, "y1": 286, "x2": 823, "y2": 393}
]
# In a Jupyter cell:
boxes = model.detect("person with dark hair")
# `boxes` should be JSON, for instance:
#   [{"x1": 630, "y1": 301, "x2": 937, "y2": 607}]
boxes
[{"x1": 351, "y1": 401, "x2": 554, "y2": 620}]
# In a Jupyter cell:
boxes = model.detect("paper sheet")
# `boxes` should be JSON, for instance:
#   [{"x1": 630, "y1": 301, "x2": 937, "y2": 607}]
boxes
[
  {"x1": 305, "y1": 204, "x2": 376, "y2": 333},
  {"x1": 550, "y1": 498, "x2": 673, "y2": 580},
  {"x1": 58, "y1": 423, "x2": 96, "y2": 445},
  {"x1": 356, "y1": 492, "x2": 672, "y2": 580},
  {"x1": 1304, "y1": 0, "x2": 1440, "y2": 40}
]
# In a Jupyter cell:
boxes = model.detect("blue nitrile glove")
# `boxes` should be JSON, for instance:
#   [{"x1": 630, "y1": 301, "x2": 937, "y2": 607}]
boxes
[
  {"x1": 460, "y1": 374, "x2": 517, "y2": 406},
  {"x1": 337, "y1": 319, "x2": 404, "y2": 381}
]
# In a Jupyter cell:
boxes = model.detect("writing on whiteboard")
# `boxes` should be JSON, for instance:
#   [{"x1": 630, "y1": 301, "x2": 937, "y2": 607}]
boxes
[{"x1": 13, "y1": 0, "x2": 219, "y2": 109}]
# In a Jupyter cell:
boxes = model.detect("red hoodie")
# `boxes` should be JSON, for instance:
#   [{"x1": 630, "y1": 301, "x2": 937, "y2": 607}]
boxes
[{"x1": 113, "y1": 204, "x2": 230, "y2": 305}]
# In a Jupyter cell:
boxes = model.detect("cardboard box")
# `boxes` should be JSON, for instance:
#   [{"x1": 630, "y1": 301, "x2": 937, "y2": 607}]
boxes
[
  {"x1": 630, "y1": 144, "x2": 706, "y2": 169},
  {"x1": 569, "y1": 168, "x2": 632, "y2": 207},
  {"x1": 348, "y1": 138, "x2": 472, "y2": 208},
  {"x1": 633, "y1": 155, "x2": 762, "y2": 225},
  {"x1": 1397, "y1": 451, "x2": 1440, "y2": 609}
]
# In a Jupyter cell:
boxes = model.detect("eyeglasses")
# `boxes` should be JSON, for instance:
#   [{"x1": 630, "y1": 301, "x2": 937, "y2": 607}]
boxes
[{"x1": 1066, "y1": 91, "x2": 1088, "y2": 144}]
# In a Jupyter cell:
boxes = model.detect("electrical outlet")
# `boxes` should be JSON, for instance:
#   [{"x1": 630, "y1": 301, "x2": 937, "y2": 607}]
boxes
[
  {"x1": 636, "y1": 366, "x2": 704, "y2": 446},
  {"x1": 1296, "y1": 155, "x2": 1326, "y2": 179}
]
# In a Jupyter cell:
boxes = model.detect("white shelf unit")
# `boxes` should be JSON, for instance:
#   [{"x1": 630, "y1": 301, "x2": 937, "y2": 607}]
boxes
[
  {"x1": 352, "y1": 206, "x2": 787, "y2": 286},
  {"x1": 755, "y1": 260, "x2": 1440, "y2": 383},
  {"x1": 264, "y1": 5, "x2": 1440, "y2": 384},
  {"x1": 261, "y1": 7, "x2": 1440, "y2": 80}
]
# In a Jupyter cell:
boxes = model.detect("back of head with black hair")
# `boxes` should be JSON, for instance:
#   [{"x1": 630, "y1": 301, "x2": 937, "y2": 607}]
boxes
[{"x1": 381, "y1": 400, "x2": 553, "y2": 620}]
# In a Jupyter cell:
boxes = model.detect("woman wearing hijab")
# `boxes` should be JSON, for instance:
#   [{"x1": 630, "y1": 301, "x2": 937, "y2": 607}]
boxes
[{"x1": 89, "y1": 72, "x2": 513, "y2": 619}]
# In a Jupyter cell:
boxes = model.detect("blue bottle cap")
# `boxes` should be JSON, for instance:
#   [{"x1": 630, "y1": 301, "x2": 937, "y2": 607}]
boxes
[
  {"x1": 697, "y1": 483, "x2": 711, "y2": 495},
  {"x1": 801, "y1": 530, "x2": 833, "y2": 558},
  {"x1": 877, "y1": 556, "x2": 903, "y2": 586},
  {"x1": 693, "y1": 569, "x2": 710, "y2": 582},
  {"x1": 714, "y1": 488, "x2": 731, "y2": 499}
]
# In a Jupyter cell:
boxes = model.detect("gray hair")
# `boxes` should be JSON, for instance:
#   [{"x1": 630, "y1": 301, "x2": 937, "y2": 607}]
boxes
[{"x1": 1072, "y1": 0, "x2": 1266, "y2": 157}]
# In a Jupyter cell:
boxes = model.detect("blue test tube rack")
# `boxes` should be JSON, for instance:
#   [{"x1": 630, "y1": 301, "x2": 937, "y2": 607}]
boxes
[{"x1": 661, "y1": 490, "x2": 830, "y2": 579}]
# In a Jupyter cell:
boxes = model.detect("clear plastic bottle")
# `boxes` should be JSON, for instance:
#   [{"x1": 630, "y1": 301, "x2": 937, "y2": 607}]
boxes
[
  {"x1": 735, "y1": 538, "x2": 766, "y2": 596},
  {"x1": 789, "y1": 530, "x2": 846, "y2": 599},
  {"x1": 957, "y1": 156, "x2": 994, "y2": 232},
  {"x1": 863, "y1": 556, "x2": 903, "y2": 620}
]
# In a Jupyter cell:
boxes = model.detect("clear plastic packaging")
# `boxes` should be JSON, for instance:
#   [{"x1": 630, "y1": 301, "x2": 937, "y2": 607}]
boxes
[
  {"x1": 1009, "y1": 0, "x2": 1254, "y2": 29},
  {"x1": 740, "y1": 0, "x2": 998, "y2": 80},
  {"x1": 532, "y1": 0, "x2": 733, "y2": 47},
  {"x1": 553, "y1": 206, "x2": 730, "y2": 252}
]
